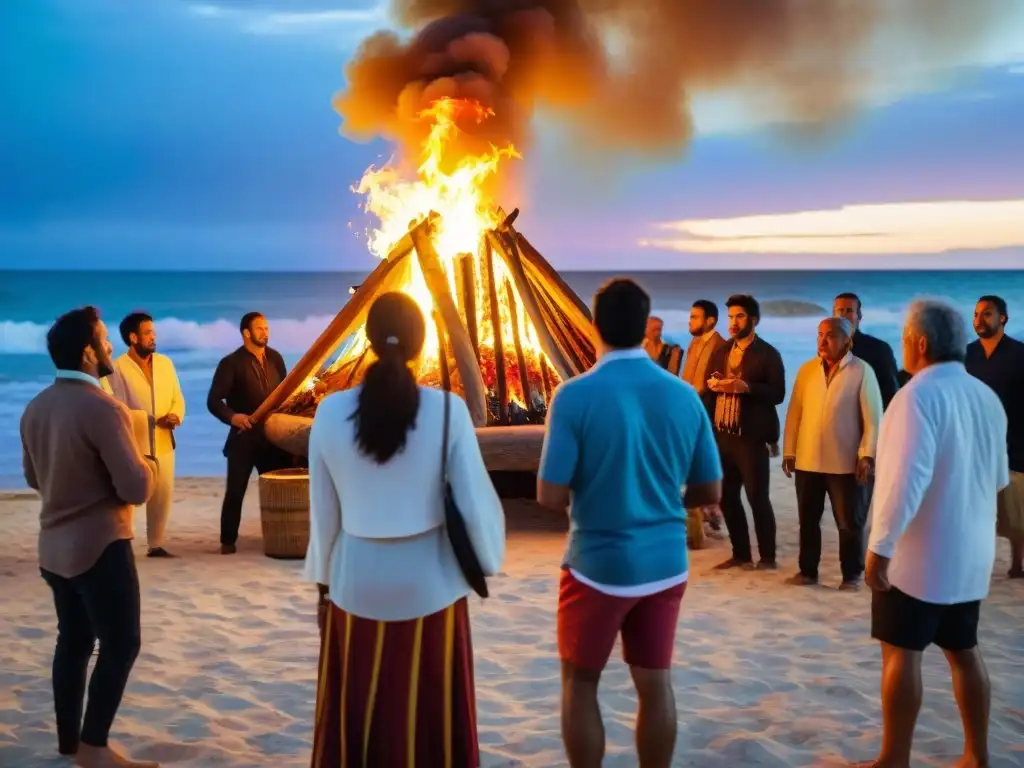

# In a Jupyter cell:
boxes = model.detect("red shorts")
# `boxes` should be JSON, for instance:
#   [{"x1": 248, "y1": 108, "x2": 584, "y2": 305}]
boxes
[{"x1": 557, "y1": 568, "x2": 686, "y2": 672}]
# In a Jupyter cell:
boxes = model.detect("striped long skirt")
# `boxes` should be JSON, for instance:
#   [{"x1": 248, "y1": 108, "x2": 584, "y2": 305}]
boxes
[{"x1": 310, "y1": 598, "x2": 480, "y2": 767}]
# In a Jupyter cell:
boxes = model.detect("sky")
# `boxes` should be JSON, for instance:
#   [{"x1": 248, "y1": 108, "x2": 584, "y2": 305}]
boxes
[{"x1": 1, "y1": 0, "x2": 1023, "y2": 271}]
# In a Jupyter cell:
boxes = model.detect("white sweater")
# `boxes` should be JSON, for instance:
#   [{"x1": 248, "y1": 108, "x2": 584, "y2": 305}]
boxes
[
  {"x1": 783, "y1": 352, "x2": 882, "y2": 474},
  {"x1": 303, "y1": 386, "x2": 506, "y2": 621}
]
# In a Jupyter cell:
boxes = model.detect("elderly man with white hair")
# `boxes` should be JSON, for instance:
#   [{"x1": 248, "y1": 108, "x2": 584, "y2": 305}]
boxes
[
  {"x1": 783, "y1": 316, "x2": 883, "y2": 590},
  {"x1": 856, "y1": 298, "x2": 1008, "y2": 768}
]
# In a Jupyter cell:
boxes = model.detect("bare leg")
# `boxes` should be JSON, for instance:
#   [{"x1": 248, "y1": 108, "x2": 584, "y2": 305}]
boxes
[
  {"x1": 561, "y1": 662, "x2": 604, "y2": 768},
  {"x1": 630, "y1": 666, "x2": 676, "y2": 768},
  {"x1": 873, "y1": 642, "x2": 922, "y2": 768},
  {"x1": 943, "y1": 647, "x2": 991, "y2": 768}
]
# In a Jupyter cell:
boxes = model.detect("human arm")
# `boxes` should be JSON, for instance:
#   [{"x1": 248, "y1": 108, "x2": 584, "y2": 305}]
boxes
[
  {"x1": 745, "y1": 346, "x2": 786, "y2": 405},
  {"x1": 303, "y1": 405, "x2": 341, "y2": 592},
  {"x1": 20, "y1": 419, "x2": 38, "y2": 490},
  {"x1": 875, "y1": 341, "x2": 900, "y2": 410},
  {"x1": 683, "y1": 401, "x2": 723, "y2": 508},
  {"x1": 91, "y1": 402, "x2": 155, "y2": 505},
  {"x1": 447, "y1": 396, "x2": 506, "y2": 576},
  {"x1": 782, "y1": 364, "x2": 807, "y2": 477},
  {"x1": 866, "y1": 392, "x2": 936, "y2": 560},
  {"x1": 668, "y1": 346, "x2": 683, "y2": 377},
  {"x1": 536, "y1": 388, "x2": 578, "y2": 513},
  {"x1": 207, "y1": 357, "x2": 250, "y2": 429},
  {"x1": 856, "y1": 365, "x2": 884, "y2": 483},
  {"x1": 165, "y1": 360, "x2": 186, "y2": 426}
]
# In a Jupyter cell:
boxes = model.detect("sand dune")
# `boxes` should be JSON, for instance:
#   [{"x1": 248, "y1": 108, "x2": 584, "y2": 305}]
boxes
[{"x1": 1, "y1": 472, "x2": 1023, "y2": 767}]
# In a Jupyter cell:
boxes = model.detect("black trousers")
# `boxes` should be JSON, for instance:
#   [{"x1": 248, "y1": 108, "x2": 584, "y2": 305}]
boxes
[
  {"x1": 795, "y1": 470, "x2": 869, "y2": 582},
  {"x1": 219, "y1": 432, "x2": 293, "y2": 546},
  {"x1": 718, "y1": 433, "x2": 776, "y2": 563},
  {"x1": 40, "y1": 539, "x2": 141, "y2": 754}
]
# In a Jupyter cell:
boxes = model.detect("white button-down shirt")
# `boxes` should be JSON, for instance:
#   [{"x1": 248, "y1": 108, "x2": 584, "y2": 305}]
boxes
[
  {"x1": 868, "y1": 362, "x2": 1009, "y2": 604},
  {"x1": 783, "y1": 352, "x2": 882, "y2": 474}
]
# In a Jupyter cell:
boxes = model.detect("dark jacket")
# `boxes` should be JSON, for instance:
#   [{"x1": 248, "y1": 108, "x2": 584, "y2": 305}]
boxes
[
  {"x1": 966, "y1": 334, "x2": 1024, "y2": 473},
  {"x1": 702, "y1": 336, "x2": 786, "y2": 444},
  {"x1": 851, "y1": 330, "x2": 900, "y2": 410},
  {"x1": 207, "y1": 346, "x2": 287, "y2": 453}
]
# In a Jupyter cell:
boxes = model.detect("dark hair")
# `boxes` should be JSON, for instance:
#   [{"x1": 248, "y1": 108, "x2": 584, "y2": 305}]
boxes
[
  {"x1": 725, "y1": 294, "x2": 760, "y2": 320},
  {"x1": 835, "y1": 292, "x2": 862, "y2": 312},
  {"x1": 593, "y1": 278, "x2": 650, "y2": 348},
  {"x1": 978, "y1": 294, "x2": 1008, "y2": 322},
  {"x1": 692, "y1": 299, "x2": 719, "y2": 321},
  {"x1": 119, "y1": 311, "x2": 153, "y2": 346},
  {"x1": 240, "y1": 312, "x2": 264, "y2": 335},
  {"x1": 349, "y1": 293, "x2": 426, "y2": 464},
  {"x1": 47, "y1": 306, "x2": 101, "y2": 371}
]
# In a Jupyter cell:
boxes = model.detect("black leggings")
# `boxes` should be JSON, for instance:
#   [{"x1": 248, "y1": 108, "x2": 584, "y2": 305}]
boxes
[{"x1": 41, "y1": 539, "x2": 141, "y2": 754}]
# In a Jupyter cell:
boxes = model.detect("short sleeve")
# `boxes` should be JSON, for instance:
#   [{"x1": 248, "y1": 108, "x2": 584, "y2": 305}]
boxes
[{"x1": 538, "y1": 387, "x2": 579, "y2": 486}]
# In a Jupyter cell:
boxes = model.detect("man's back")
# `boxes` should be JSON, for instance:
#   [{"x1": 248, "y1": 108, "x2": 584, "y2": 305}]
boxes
[
  {"x1": 21, "y1": 379, "x2": 153, "y2": 578},
  {"x1": 871, "y1": 363, "x2": 1008, "y2": 604},
  {"x1": 542, "y1": 351, "x2": 720, "y2": 587}
]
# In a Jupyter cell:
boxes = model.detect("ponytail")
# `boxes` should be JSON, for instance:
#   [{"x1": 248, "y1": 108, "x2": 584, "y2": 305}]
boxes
[{"x1": 348, "y1": 292, "x2": 426, "y2": 464}]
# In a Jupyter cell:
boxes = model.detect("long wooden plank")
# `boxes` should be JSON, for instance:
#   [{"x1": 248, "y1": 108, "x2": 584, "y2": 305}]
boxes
[
  {"x1": 487, "y1": 230, "x2": 575, "y2": 383},
  {"x1": 410, "y1": 222, "x2": 489, "y2": 428},
  {"x1": 504, "y1": 280, "x2": 533, "y2": 408},
  {"x1": 482, "y1": 239, "x2": 509, "y2": 425},
  {"x1": 516, "y1": 231, "x2": 598, "y2": 347},
  {"x1": 456, "y1": 253, "x2": 480, "y2": 364},
  {"x1": 252, "y1": 248, "x2": 411, "y2": 423}
]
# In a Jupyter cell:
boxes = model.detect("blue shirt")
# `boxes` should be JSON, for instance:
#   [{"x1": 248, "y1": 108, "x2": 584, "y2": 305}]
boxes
[{"x1": 539, "y1": 348, "x2": 723, "y2": 586}]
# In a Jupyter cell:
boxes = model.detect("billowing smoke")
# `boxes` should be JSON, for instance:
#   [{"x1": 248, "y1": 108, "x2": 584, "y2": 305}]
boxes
[{"x1": 334, "y1": 0, "x2": 1011, "y2": 164}]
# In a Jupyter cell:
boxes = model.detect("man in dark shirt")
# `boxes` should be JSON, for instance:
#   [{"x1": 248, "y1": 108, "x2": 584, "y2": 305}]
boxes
[
  {"x1": 833, "y1": 292, "x2": 900, "y2": 409},
  {"x1": 966, "y1": 295, "x2": 1024, "y2": 577},
  {"x1": 207, "y1": 312, "x2": 291, "y2": 554}
]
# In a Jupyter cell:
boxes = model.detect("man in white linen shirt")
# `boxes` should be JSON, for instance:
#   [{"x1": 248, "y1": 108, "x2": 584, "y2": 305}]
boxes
[
  {"x1": 783, "y1": 317, "x2": 882, "y2": 590},
  {"x1": 858, "y1": 299, "x2": 1008, "y2": 768}
]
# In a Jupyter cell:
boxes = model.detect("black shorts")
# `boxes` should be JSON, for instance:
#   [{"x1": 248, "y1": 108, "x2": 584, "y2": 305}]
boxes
[{"x1": 871, "y1": 587, "x2": 980, "y2": 652}]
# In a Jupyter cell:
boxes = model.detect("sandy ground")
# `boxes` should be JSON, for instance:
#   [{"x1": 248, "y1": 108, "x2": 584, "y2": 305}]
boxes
[{"x1": 1, "y1": 472, "x2": 1023, "y2": 768}]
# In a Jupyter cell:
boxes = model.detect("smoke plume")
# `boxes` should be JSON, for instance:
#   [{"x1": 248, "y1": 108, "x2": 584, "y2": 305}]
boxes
[{"x1": 334, "y1": 1, "x2": 1011, "y2": 164}]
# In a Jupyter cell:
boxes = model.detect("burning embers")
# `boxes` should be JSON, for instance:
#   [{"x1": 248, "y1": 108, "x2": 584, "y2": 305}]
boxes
[{"x1": 264, "y1": 97, "x2": 596, "y2": 428}]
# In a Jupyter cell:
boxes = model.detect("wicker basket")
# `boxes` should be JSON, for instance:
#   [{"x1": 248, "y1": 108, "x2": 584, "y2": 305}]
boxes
[{"x1": 258, "y1": 468, "x2": 311, "y2": 560}]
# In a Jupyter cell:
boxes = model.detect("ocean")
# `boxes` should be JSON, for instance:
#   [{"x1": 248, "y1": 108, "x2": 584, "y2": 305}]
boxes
[{"x1": 2, "y1": 269, "x2": 1022, "y2": 488}]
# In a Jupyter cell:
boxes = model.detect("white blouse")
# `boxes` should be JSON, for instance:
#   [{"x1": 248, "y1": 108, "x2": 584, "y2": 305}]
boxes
[{"x1": 302, "y1": 386, "x2": 506, "y2": 621}]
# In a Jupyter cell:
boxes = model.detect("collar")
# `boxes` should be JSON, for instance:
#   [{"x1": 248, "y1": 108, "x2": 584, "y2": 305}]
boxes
[
  {"x1": 821, "y1": 350, "x2": 854, "y2": 374},
  {"x1": 595, "y1": 347, "x2": 650, "y2": 369},
  {"x1": 733, "y1": 334, "x2": 756, "y2": 351},
  {"x1": 908, "y1": 360, "x2": 964, "y2": 383},
  {"x1": 701, "y1": 329, "x2": 718, "y2": 342},
  {"x1": 56, "y1": 370, "x2": 102, "y2": 389}
]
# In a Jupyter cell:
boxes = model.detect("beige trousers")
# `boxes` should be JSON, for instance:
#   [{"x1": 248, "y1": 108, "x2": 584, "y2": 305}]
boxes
[{"x1": 141, "y1": 451, "x2": 175, "y2": 550}]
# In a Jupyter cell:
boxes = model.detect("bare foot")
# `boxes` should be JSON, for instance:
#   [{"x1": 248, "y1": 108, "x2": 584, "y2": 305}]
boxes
[
  {"x1": 952, "y1": 757, "x2": 988, "y2": 768},
  {"x1": 75, "y1": 743, "x2": 159, "y2": 768}
]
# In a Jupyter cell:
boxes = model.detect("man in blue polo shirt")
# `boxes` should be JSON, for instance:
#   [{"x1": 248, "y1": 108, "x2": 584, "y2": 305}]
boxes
[{"x1": 538, "y1": 278, "x2": 723, "y2": 768}]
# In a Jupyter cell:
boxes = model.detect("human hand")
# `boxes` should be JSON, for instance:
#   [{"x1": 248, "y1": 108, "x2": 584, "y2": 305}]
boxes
[
  {"x1": 231, "y1": 413, "x2": 254, "y2": 431},
  {"x1": 865, "y1": 551, "x2": 891, "y2": 592},
  {"x1": 855, "y1": 457, "x2": 874, "y2": 485},
  {"x1": 156, "y1": 414, "x2": 181, "y2": 430},
  {"x1": 782, "y1": 457, "x2": 796, "y2": 478},
  {"x1": 768, "y1": 442, "x2": 780, "y2": 458},
  {"x1": 718, "y1": 378, "x2": 750, "y2": 395}
]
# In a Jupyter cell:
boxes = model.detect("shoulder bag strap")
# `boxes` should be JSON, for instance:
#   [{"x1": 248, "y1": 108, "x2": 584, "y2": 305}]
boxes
[{"x1": 441, "y1": 390, "x2": 450, "y2": 484}]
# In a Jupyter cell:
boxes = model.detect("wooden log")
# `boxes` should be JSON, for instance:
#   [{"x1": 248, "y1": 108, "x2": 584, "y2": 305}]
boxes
[
  {"x1": 252, "y1": 246, "x2": 412, "y2": 423},
  {"x1": 265, "y1": 413, "x2": 547, "y2": 472},
  {"x1": 482, "y1": 239, "x2": 509, "y2": 425},
  {"x1": 410, "y1": 221, "x2": 489, "y2": 428},
  {"x1": 540, "y1": 355, "x2": 554, "y2": 402},
  {"x1": 530, "y1": 277, "x2": 589, "y2": 374},
  {"x1": 434, "y1": 310, "x2": 452, "y2": 393},
  {"x1": 504, "y1": 280, "x2": 532, "y2": 407},
  {"x1": 487, "y1": 230, "x2": 575, "y2": 382},
  {"x1": 457, "y1": 253, "x2": 480, "y2": 363},
  {"x1": 344, "y1": 348, "x2": 369, "y2": 389}
]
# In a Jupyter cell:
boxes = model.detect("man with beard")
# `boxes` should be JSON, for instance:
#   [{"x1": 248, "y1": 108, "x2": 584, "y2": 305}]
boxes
[
  {"x1": 103, "y1": 312, "x2": 185, "y2": 558},
  {"x1": 833, "y1": 292, "x2": 901, "y2": 410},
  {"x1": 642, "y1": 315, "x2": 683, "y2": 376},
  {"x1": 21, "y1": 306, "x2": 157, "y2": 768},
  {"x1": 681, "y1": 299, "x2": 728, "y2": 545},
  {"x1": 783, "y1": 317, "x2": 882, "y2": 590},
  {"x1": 703, "y1": 294, "x2": 786, "y2": 570},
  {"x1": 966, "y1": 295, "x2": 1024, "y2": 578},
  {"x1": 208, "y1": 312, "x2": 291, "y2": 554}
]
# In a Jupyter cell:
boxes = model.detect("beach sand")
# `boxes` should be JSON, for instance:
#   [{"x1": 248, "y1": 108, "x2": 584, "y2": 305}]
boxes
[{"x1": 2, "y1": 472, "x2": 1023, "y2": 768}]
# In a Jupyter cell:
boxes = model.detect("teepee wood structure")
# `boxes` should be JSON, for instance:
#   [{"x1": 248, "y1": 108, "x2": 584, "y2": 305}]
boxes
[{"x1": 254, "y1": 209, "x2": 597, "y2": 471}]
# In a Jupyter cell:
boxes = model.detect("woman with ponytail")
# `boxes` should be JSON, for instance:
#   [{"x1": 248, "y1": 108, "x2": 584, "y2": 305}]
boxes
[{"x1": 303, "y1": 292, "x2": 506, "y2": 767}]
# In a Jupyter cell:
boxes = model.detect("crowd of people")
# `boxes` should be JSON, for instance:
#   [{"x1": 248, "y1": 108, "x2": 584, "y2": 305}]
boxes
[{"x1": 17, "y1": 281, "x2": 1022, "y2": 767}]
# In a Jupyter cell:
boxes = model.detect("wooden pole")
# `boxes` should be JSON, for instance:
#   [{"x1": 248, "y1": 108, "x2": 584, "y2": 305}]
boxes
[
  {"x1": 410, "y1": 219, "x2": 489, "y2": 427},
  {"x1": 504, "y1": 280, "x2": 533, "y2": 409},
  {"x1": 482, "y1": 239, "x2": 509, "y2": 425},
  {"x1": 540, "y1": 355, "x2": 554, "y2": 402},
  {"x1": 344, "y1": 349, "x2": 369, "y2": 389},
  {"x1": 487, "y1": 230, "x2": 576, "y2": 382},
  {"x1": 457, "y1": 253, "x2": 480, "y2": 364},
  {"x1": 434, "y1": 310, "x2": 451, "y2": 393},
  {"x1": 252, "y1": 245, "x2": 412, "y2": 423}
]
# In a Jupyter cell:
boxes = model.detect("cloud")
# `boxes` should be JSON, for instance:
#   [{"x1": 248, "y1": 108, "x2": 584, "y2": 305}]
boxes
[
  {"x1": 641, "y1": 200, "x2": 1024, "y2": 255},
  {"x1": 186, "y1": 2, "x2": 385, "y2": 37},
  {"x1": 1008, "y1": 63, "x2": 1024, "y2": 75}
]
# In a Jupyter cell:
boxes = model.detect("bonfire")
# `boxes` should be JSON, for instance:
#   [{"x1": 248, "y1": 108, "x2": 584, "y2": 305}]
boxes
[{"x1": 254, "y1": 98, "x2": 597, "y2": 471}]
